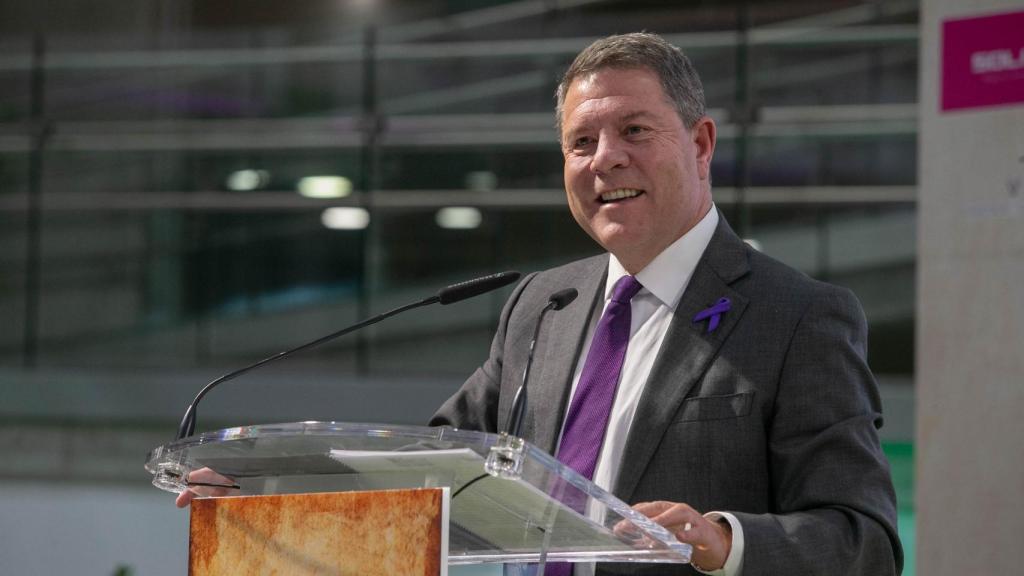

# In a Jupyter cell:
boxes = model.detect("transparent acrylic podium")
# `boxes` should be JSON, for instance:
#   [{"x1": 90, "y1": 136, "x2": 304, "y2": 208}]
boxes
[{"x1": 146, "y1": 421, "x2": 691, "y2": 570}]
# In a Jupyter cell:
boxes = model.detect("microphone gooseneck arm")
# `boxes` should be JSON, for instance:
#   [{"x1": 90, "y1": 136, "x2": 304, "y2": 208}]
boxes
[
  {"x1": 504, "y1": 288, "x2": 578, "y2": 438},
  {"x1": 176, "y1": 296, "x2": 436, "y2": 440},
  {"x1": 175, "y1": 270, "x2": 521, "y2": 440}
]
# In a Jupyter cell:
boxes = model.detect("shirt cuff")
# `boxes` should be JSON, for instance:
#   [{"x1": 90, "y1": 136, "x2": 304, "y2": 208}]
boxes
[{"x1": 692, "y1": 511, "x2": 744, "y2": 576}]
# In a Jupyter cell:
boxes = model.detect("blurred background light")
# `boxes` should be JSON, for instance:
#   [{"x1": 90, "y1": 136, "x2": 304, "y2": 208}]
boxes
[
  {"x1": 464, "y1": 170, "x2": 498, "y2": 192},
  {"x1": 298, "y1": 176, "x2": 353, "y2": 199},
  {"x1": 321, "y1": 207, "x2": 370, "y2": 230},
  {"x1": 225, "y1": 169, "x2": 270, "y2": 191},
  {"x1": 435, "y1": 207, "x2": 482, "y2": 229}
]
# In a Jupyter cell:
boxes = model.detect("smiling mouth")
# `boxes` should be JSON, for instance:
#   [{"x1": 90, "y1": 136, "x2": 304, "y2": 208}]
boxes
[{"x1": 599, "y1": 188, "x2": 644, "y2": 203}]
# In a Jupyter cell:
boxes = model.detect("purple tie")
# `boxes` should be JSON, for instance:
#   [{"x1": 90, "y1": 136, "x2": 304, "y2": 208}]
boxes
[
  {"x1": 544, "y1": 276, "x2": 642, "y2": 576},
  {"x1": 557, "y1": 275, "x2": 643, "y2": 480}
]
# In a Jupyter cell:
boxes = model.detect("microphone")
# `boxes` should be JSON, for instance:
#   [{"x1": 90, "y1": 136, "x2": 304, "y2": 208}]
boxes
[
  {"x1": 175, "y1": 270, "x2": 521, "y2": 440},
  {"x1": 504, "y1": 288, "x2": 579, "y2": 438},
  {"x1": 437, "y1": 271, "x2": 522, "y2": 305}
]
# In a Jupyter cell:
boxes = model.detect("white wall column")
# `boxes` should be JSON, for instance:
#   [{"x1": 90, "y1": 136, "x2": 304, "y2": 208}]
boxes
[{"x1": 917, "y1": 1, "x2": 1024, "y2": 574}]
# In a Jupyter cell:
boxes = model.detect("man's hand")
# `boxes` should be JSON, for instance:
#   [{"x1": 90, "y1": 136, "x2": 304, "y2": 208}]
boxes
[
  {"x1": 174, "y1": 468, "x2": 239, "y2": 508},
  {"x1": 633, "y1": 501, "x2": 732, "y2": 572}
]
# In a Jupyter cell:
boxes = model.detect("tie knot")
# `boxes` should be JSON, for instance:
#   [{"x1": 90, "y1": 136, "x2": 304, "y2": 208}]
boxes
[{"x1": 610, "y1": 275, "x2": 643, "y2": 304}]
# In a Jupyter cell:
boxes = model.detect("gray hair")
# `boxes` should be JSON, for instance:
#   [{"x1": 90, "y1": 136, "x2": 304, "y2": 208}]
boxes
[{"x1": 555, "y1": 32, "x2": 706, "y2": 133}]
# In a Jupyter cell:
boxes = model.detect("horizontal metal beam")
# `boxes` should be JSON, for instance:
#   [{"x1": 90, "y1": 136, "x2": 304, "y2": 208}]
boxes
[
  {"x1": 0, "y1": 25, "x2": 918, "y2": 72},
  {"x1": 0, "y1": 186, "x2": 917, "y2": 213},
  {"x1": 0, "y1": 104, "x2": 917, "y2": 153}
]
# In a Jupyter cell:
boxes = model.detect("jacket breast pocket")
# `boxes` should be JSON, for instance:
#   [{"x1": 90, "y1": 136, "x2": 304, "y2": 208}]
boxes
[{"x1": 674, "y1": 391, "x2": 754, "y2": 423}]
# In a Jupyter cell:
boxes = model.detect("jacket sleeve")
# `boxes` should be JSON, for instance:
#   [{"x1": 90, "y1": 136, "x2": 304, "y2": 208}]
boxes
[{"x1": 733, "y1": 285, "x2": 903, "y2": 576}]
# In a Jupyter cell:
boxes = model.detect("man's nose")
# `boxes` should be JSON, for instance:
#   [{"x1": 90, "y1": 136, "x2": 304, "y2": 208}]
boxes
[{"x1": 590, "y1": 135, "x2": 629, "y2": 174}]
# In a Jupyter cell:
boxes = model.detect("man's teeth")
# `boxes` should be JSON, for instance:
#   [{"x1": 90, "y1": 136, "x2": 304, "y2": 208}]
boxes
[{"x1": 601, "y1": 189, "x2": 642, "y2": 202}]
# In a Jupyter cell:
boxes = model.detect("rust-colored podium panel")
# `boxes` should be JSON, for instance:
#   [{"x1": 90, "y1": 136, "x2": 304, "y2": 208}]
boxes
[{"x1": 190, "y1": 488, "x2": 445, "y2": 576}]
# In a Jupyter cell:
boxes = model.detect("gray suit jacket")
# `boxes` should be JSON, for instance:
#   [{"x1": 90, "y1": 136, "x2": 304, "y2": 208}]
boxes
[{"x1": 431, "y1": 216, "x2": 903, "y2": 576}]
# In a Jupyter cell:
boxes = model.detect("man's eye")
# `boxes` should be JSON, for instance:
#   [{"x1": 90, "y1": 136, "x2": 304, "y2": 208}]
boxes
[
  {"x1": 625, "y1": 125, "x2": 647, "y2": 135},
  {"x1": 573, "y1": 136, "x2": 593, "y2": 148}
]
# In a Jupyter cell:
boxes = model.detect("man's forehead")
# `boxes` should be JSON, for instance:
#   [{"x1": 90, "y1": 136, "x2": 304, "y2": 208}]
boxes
[
  {"x1": 564, "y1": 106, "x2": 657, "y2": 129},
  {"x1": 563, "y1": 92, "x2": 675, "y2": 129}
]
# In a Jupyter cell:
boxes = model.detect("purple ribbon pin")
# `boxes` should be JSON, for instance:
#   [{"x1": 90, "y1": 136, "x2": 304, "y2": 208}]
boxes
[{"x1": 693, "y1": 297, "x2": 731, "y2": 333}]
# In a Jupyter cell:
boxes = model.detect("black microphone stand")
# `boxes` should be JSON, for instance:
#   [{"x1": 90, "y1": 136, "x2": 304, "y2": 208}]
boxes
[
  {"x1": 176, "y1": 271, "x2": 520, "y2": 440},
  {"x1": 504, "y1": 288, "x2": 578, "y2": 438}
]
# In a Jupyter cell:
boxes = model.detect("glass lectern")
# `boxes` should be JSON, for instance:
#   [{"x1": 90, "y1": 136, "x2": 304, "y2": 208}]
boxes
[{"x1": 146, "y1": 422, "x2": 691, "y2": 571}]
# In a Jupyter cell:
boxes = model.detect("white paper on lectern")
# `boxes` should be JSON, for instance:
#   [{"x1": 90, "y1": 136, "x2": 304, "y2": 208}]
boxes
[{"x1": 331, "y1": 447, "x2": 628, "y2": 560}]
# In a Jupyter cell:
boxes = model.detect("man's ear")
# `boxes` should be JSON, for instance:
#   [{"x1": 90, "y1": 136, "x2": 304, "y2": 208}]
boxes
[{"x1": 692, "y1": 116, "x2": 716, "y2": 181}]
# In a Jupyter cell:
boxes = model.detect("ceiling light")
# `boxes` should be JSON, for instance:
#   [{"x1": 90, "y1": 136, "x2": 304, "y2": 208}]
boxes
[
  {"x1": 321, "y1": 207, "x2": 370, "y2": 230},
  {"x1": 298, "y1": 176, "x2": 353, "y2": 199},
  {"x1": 226, "y1": 169, "x2": 269, "y2": 191},
  {"x1": 436, "y1": 207, "x2": 482, "y2": 230},
  {"x1": 465, "y1": 171, "x2": 498, "y2": 192}
]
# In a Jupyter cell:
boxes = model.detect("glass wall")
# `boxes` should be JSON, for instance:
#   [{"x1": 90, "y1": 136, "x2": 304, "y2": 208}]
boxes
[
  {"x1": 0, "y1": 0, "x2": 919, "y2": 377},
  {"x1": 0, "y1": 1, "x2": 920, "y2": 573}
]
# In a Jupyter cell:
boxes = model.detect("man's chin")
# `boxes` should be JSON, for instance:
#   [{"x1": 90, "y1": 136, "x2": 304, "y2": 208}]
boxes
[{"x1": 594, "y1": 231, "x2": 650, "y2": 264}]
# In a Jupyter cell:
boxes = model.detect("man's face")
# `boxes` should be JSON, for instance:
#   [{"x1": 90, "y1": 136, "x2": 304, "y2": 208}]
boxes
[{"x1": 560, "y1": 67, "x2": 715, "y2": 272}]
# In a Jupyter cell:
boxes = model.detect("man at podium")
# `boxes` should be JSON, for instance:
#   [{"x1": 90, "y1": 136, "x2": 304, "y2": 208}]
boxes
[
  {"x1": 175, "y1": 32, "x2": 901, "y2": 576},
  {"x1": 431, "y1": 33, "x2": 902, "y2": 576}
]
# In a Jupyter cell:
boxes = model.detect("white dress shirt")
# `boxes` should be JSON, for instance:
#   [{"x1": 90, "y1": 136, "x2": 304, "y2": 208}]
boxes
[{"x1": 558, "y1": 206, "x2": 745, "y2": 576}]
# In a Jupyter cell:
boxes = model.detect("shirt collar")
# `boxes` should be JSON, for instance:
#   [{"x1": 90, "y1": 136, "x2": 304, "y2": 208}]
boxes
[{"x1": 606, "y1": 205, "x2": 719, "y2": 309}]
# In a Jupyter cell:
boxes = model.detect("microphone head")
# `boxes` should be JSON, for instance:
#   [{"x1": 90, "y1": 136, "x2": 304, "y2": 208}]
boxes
[
  {"x1": 548, "y1": 288, "x2": 579, "y2": 310},
  {"x1": 438, "y1": 270, "x2": 521, "y2": 305}
]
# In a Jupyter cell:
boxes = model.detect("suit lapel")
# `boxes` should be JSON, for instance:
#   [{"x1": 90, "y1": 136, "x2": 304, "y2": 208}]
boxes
[
  {"x1": 527, "y1": 258, "x2": 607, "y2": 455},
  {"x1": 614, "y1": 218, "x2": 751, "y2": 501}
]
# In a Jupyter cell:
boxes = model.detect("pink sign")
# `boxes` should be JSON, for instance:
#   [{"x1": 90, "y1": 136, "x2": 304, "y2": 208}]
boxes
[{"x1": 942, "y1": 9, "x2": 1024, "y2": 112}]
